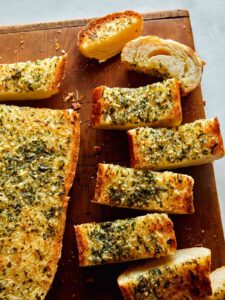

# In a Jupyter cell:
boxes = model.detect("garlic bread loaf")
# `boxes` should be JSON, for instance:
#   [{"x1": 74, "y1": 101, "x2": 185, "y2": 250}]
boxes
[
  {"x1": 74, "y1": 214, "x2": 176, "y2": 266},
  {"x1": 209, "y1": 267, "x2": 225, "y2": 299},
  {"x1": 93, "y1": 164, "x2": 194, "y2": 214},
  {"x1": 128, "y1": 118, "x2": 225, "y2": 170},
  {"x1": 0, "y1": 105, "x2": 80, "y2": 300},
  {"x1": 78, "y1": 11, "x2": 143, "y2": 62},
  {"x1": 92, "y1": 78, "x2": 182, "y2": 129},
  {"x1": 121, "y1": 36, "x2": 204, "y2": 95},
  {"x1": 0, "y1": 55, "x2": 67, "y2": 100},
  {"x1": 118, "y1": 247, "x2": 212, "y2": 300}
]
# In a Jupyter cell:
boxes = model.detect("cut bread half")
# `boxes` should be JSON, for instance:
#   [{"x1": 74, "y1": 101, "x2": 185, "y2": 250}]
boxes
[
  {"x1": 74, "y1": 213, "x2": 176, "y2": 266},
  {"x1": 121, "y1": 35, "x2": 204, "y2": 95},
  {"x1": 128, "y1": 118, "x2": 225, "y2": 170},
  {"x1": 93, "y1": 163, "x2": 194, "y2": 214},
  {"x1": 118, "y1": 247, "x2": 212, "y2": 299},
  {"x1": 92, "y1": 78, "x2": 182, "y2": 129},
  {"x1": 78, "y1": 11, "x2": 143, "y2": 62},
  {"x1": 0, "y1": 55, "x2": 67, "y2": 100}
]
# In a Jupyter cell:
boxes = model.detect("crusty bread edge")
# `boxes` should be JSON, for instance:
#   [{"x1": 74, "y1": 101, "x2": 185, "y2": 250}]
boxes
[
  {"x1": 207, "y1": 117, "x2": 225, "y2": 158},
  {"x1": 92, "y1": 86, "x2": 105, "y2": 128},
  {"x1": 127, "y1": 129, "x2": 139, "y2": 168},
  {"x1": 78, "y1": 10, "x2": 143, "y2": 47},
  {"x1": 51, "y1": 54, "x2": 67, "y2": 93},
  {"x1": 92, "y1": 163, "x2": 106, "y2": 203},
  {"x1": 74, "y1": 224, "x2": 90, "y2": 266},
  {"x1": 169, "y1": 78, "x2": 182, "y2": 126},
  {"x1": 43, "y1": 110, "x2": 80, "y2": 297}
]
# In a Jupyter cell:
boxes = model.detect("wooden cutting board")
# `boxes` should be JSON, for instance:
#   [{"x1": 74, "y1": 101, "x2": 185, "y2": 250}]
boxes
[{"x1": 0, "y1": 9, "x2": 224, "y2": 300}]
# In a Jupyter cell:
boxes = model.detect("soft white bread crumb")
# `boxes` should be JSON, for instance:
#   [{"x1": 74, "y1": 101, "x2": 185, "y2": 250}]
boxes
[{"x1": 121, "y1": 35, "x2": 204, "y2": 95}]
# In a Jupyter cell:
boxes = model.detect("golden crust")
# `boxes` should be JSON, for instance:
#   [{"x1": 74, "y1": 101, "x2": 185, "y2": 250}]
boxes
[
  {"x1": 51, "y1": 54, "x2": 67, "y2": 92},
  {"x1": 93, "y1": 163, "x2": 194, "y2": 214},
  {"x1": 78, "y1": 11, "x2": 143, "y2": 46},
  {"x1": 128, "y1": 118, "x2": 225, "y2": 170},
  {"x1": 92, "y1": 85, "x2": 104, "y2": 127},
  {"x1": 93, "y1": 163, "x2": 106, "y2": 200},
  {"x1": 205, "y1": 117, "x2": 225, "y2": 157},
  {"x1": 45, "y1": 111, "x2": 80, "y2": 296},
  {"x1": 92, "y1": 79, "x2": 182, "y2": 129},
  {"x1": 64, "y1": 111, "x2": 80, "y2": 193},
  {"x1": 74, "y1": 225, "x2": 89, "y2": 266},
  {"x1": 128, "y1": 130, "x2": 137, "y2": 168},
  {"x1": 74, "y1": 214, "x2": 176, "y2": 267}
]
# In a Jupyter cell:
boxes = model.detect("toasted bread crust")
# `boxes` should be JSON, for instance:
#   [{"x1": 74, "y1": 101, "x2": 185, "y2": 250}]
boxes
[
  {"x1": 78, "y1": 11, "x2": 142, "y2": 46},
  {"x1": 92, "y1": 79, "x2": 182, "y2": 129},
  {"x1": 93, "y1": 164, "x2": 194, "y2": 214},
  {"x1": 92, "y1": 85, "x2": 104, "y2": 127},
  {"x1": 74, "y1": 214, "x2": 176, "y2": 266},
  {"x1": 74, "y1": 225, "x2": 89, "y2": 266},
  {"x1": 51, "y1": 54, "x2": 67, "y2": 92},
  {"x1": 128, "y1": 118, "x2": 225, "y2": 170},
  {"x1": 44, "y1": 111, "x2": 80, "y2": 297},
  {"x1": 64, "y1": 111, "x2": 80, "y2": 193}
]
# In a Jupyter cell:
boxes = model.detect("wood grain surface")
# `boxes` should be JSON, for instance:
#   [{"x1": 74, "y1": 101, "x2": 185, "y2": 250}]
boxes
[{"x1": 0, "y1": 9, "x2": 224, "y2": 300}]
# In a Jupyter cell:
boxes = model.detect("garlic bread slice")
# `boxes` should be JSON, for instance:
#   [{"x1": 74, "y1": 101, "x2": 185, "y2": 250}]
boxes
[
  {"x1": 0, "y1": 55, "x2": 67, "y2": 100},
  {"x1": 118, "y1": 247, "x2": 212, "y2": 299},
  {"x1": 78, "y1": 11, "x2": 143, "y2": 62},
  {"x1": 128, "y1": 118, "x2": 224, "y2": 170},
  {"x1": 121, "y1": 36, "x2": 204, "y2": 95},
  {"x1": 92, "y1": 78, "x2": 182, "y2": 129},
  {"x1": 74, "y1": 214, "x2": 176, "y2": 266},
  {"x1": 93, "y1": 164, "x2": 194, "y2": 214}
]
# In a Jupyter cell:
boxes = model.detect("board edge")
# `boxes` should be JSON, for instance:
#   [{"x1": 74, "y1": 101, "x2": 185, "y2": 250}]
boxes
[{"x1": 0, "y1": 9, "x2": 189, "y2": 34}]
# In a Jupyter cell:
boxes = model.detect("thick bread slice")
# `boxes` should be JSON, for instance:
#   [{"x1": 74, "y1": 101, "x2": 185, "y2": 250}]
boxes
[
  {"x1": 92, "y1": 78, "x2": 182, "y2": 129},
  {"x1": 208, "y1": 267, "x2": 225, "y2": 299},
  {"x1": 128, "y1": 118, "x2": 225, "y2": 170},
  {"x1": 74, "y1": 214, "x2": 176, "y2": 266},
  {"x1": 78, "y1": 11, "x2": 143, "y2": 62},
  {"x1": 93, "y1": 164, "x2": 194, "y2": 214},
  {"x1": 121, "y1": 36, "x2": 204, "y2": 95},
  {"x1": 118, "y1": 247, "x2": 212, "y2": 300},
  {"x1": 0, "y1": 105, "x2": 80, "y2": 300},
  {"x1": 0, "y1": 55, "x2": 67, "y2": 100}
]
